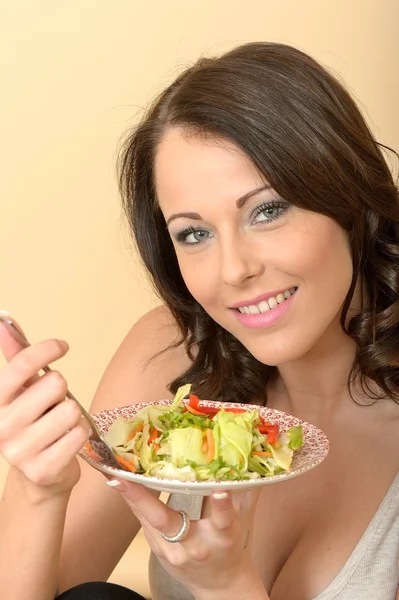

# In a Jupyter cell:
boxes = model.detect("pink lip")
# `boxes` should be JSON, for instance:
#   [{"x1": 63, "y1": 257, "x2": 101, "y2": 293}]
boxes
[
  {"x1": 230, "y1": 288, "x2": 296, "y2": 309},
  {"x1": 231, "y1": 289, "x2": 297, "y2": 330}
]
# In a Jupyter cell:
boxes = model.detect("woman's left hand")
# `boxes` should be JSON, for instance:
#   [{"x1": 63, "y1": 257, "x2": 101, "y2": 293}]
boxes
[{"x1": 107, "y1": 479, "x2": 267, "y2": 600}]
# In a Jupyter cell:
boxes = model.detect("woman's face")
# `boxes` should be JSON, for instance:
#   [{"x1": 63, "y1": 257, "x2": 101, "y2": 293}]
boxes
[{"x1": 155, "y1": 128, "x2": 353, "y2": 366}]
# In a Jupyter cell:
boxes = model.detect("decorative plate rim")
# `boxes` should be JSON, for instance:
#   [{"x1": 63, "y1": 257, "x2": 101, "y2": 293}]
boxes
[{"x1": 79, "y1": 399, "x2": 329, "y2": 489}]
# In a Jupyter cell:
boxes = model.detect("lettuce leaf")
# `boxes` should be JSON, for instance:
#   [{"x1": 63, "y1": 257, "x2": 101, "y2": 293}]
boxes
[
  {"x1": 169, "y1": 383, "x2": 192, "y2": 411},
  {"x1": 214, "y1": 409, "x2": 257, "y2": 472},
  {"x1": 139, "y1": 423, "x2": 153, "y2": 471},
  {"x1": 268, "y1": 442, "x2": 293, "y2": 471},
  {"x1": 147, "y1": 461, "x2": 197, "y2": 481},
  {"x1": 168, "y1": 426, "x2": 208, "y2": 468},
  {"x1": 104, "y1": 418, "x2": 134, "y2": 448},
  {"x1": 287, "y1": 426, "x2": 304, "y2": 450}
]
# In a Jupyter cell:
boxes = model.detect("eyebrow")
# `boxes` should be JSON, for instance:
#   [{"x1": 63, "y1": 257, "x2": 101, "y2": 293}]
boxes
[{"x1": 165, "y1": 184, "x2": 272, "y2": 227}]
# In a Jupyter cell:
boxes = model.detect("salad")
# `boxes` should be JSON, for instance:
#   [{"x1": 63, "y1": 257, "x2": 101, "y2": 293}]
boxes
[{"x1": 104, "y1": 385, "x2": 303, "y2": 482}]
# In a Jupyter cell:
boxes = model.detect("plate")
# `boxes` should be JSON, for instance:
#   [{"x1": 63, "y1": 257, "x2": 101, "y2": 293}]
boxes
[{"x1": 79, "y1": 399, "x2": 329, "y2": 495}]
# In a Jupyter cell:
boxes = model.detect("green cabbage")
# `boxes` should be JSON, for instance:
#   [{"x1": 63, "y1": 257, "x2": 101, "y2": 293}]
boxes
[
  {"x1": 214, "y1": 409, "x2": 258, "y2": 472},
  {"x1": 168, "y1": 426, "x2": 208, "y2": 468}
]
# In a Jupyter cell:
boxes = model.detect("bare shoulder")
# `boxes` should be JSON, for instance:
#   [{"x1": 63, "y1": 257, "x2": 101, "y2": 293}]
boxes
[{"x1": 90, "y1": 304, "x2": 191, "y2": 412}]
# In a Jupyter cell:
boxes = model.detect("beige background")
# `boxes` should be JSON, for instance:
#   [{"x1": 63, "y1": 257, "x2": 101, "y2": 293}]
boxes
[{"x1": 0, "y1": 0, "x2": 398, "y2": 595}]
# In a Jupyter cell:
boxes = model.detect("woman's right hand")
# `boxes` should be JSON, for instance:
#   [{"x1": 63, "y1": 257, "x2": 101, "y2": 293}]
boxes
[{"x1": 0, "y1": 322, "x2": 90, "y2": 500}]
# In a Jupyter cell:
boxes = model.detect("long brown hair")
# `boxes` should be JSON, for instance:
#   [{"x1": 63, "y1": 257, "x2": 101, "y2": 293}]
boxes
[{"x1": 118, "y1": 42, "x2": 399, "y2": 405}]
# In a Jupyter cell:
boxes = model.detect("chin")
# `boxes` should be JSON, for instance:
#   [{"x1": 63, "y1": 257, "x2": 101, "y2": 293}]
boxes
[{"x1": 236, "y1": 335, "x2": 317, "y2": 367}]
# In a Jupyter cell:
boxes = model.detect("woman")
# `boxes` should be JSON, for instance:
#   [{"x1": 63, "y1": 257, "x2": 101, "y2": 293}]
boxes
[{"x1": 0, "y1": 42, "x2": 398, "y2": 600}]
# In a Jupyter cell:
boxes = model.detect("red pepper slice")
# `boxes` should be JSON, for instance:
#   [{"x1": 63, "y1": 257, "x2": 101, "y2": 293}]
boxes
[
  {"x1": 188, "y1": 395, "x2": 219, "y2": 414},
  {"x1": 189, "y1": 394, "x2": 200, "y2": 410},
  {"x1": 258, "y1": 423, "x2": 279, "y2": 444},
  {"x1": 267, "y1": 430, "x2": 278, "y2": 444},
  {"x1": 197, "y1": 406, "x2": 220, "y2": 415},
  {"x1": 191, "y1": 405, "x2": 248, "y2": 416}
]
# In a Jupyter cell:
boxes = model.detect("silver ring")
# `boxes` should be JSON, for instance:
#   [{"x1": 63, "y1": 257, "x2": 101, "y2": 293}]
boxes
[{"x1": 161, "y1": 510, "x2": 190, "y2": 543}]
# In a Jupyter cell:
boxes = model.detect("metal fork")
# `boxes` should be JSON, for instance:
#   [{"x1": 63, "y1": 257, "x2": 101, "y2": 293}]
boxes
[{"x1": 0, "y1": 313, "x2": 127, "y2": 471}]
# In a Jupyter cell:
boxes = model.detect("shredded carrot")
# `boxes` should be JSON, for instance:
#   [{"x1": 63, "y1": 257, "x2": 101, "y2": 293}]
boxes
[
  {"x1": 153, "y1": 443, "x2": 160, "y2": 453},
  {"x1": 115, "y1": 455, "x2": 136, "y2": 472},
  {"x1": 128, "y1": 423, "x2": 144, "y2": 440},
  {"x1": 84, "y1": 442, "x2": 93, "y2": 453},
  {"x1": 251, "y1": 451, "x2": 273, "y2": 457},
  {"x1": 206, "y1": 428, "x2": 215, "y2": 463},
  {"x1": 201, "y1": 439, "x2": 208, "y2": 454},
  {"x1": 148, "y1": 428, "x2": 160, "y2": 444},
  {"x1": 186, "y1": 405, "x2": 207, "y2": 417}
]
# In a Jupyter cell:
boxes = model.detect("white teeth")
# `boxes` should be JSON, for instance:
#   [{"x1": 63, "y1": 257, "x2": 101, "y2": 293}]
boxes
[
  {"x1": 236, "y1": 287, "x2": 297, "y2": 314},
  {"x1": 258, "y1": 301, "x2": 270, "y2": 313},
  {"x1": 248, "y1": 304, "x2": 260, "y2": 314},
  {"x1": 268, "y1": 296, "x2": 277, "y2": 309}
]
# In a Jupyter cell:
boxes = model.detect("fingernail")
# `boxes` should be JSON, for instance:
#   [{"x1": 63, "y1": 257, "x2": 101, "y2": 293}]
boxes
[
  {"x1": 106, "y1": 479, "x2": 121, "y2": 488},
  {"x1": 58, "y1": 340, "x2": 69, "y2": 351},
  {"x1": 212, "y1": 492, "x2": 228, "y2": 500}
]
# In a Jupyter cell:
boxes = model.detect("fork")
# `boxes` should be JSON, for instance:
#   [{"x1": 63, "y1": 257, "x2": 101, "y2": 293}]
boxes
[{"x1": 0, "y1": 313, "x2": 127, "y2": 471}]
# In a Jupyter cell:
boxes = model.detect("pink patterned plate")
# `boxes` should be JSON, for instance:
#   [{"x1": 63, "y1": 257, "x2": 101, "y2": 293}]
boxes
[{"x1": 79, "y1": 400, "x2": 329, "y2": 495}]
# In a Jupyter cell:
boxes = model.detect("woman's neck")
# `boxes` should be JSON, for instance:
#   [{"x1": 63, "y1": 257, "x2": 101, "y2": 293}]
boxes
[{"x1": 273, "y1": 322, "x2": 358, "y2": 420}]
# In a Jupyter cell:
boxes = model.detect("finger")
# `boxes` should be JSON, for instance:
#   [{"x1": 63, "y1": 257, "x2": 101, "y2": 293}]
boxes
[
  {"x1": 139, "y1": 516, "x2": 165, "y2": 557},
  {"x1": 2, "y1": 399, "x2": 83, "y2": 464},
  {"x1": 21, "y1": 422, "x2": 90, "y2": 486},
  {"x1": 0, "y1": 370, "x2": 68, "y2": 439},
  {"x1": 0, "y1": 319, "x2": 41, "y2": 388},
  {"x1": 0, "y1": 338, "x2": 69, "y2": 405},
  {"x1": 0, "y1": 319, "x2": 29, "y2": 361},
  {"x1": 110, "y1": 480, "x2": 185, "y2": 539},
  {"x1": 210, "y1": 491, "x2": 236, "y2": 531}
]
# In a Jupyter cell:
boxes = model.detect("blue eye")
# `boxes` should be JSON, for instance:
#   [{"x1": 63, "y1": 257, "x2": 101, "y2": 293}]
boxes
[
  {"x1": 176, "y1": 226, "x2": 212, "y2": 246},
  {"x1": 252, "y1": 201, "x2": 288, "y2": 224}
]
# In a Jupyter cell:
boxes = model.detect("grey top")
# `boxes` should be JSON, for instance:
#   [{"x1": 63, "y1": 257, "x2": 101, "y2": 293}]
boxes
[{"x1": 148, "y1": 473, "x2": 399, "y2": 600}]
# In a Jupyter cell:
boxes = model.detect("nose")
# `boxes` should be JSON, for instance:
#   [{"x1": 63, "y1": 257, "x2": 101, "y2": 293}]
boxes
[{"x1": 219, "y1": 233, "x2": 264, "y2": 287}]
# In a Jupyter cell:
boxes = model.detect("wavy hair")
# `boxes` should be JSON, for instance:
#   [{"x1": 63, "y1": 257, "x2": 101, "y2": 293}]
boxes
[{"x1": 118, "y1": 42, "x2": 399, "y2": 405}]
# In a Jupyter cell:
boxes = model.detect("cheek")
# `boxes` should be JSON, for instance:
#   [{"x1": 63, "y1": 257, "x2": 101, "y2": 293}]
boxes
[
  {"x1": 177, "y1": 255, "x2": 220, "y2": 308},
  {"x1": 299, "y1": 226, "x2": 353, "y2": 297},
  {"x1": 270, "y1": 217, "x2": 352, "y2": 296},
  {"x1": 281, "y1": 222, "x2": 354, "y2": 347}
]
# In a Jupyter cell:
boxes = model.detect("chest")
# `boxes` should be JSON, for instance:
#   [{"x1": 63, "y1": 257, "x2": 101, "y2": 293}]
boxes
[{"x1": 203, "y1": 416, "x2": 399, "y2": 599}]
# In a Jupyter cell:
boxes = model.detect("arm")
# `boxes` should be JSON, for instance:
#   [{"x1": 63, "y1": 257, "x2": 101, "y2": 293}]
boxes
[
  {"x1": 0, "y1": 336, "x2": 89, "y2": 600},
  {"x1": 0, "y1": 476, "x2": 72, "y2": 600},
  {"x1": 0, "y1": 306, "x2": 190, "y2": 599},
  {"x1": 58, "y1": 305, "x2": 191, "y2": 591}
]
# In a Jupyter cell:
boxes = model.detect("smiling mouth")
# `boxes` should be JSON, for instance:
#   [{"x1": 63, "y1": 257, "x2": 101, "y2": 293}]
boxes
[{"x1": 232, "y1": 287, "x2": 298, "y2": 314}]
